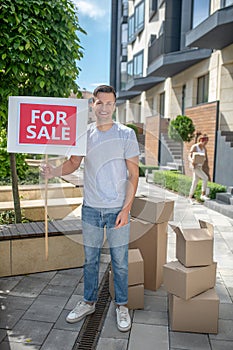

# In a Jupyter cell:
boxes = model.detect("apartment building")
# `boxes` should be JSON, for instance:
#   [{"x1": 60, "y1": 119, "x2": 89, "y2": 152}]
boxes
[{"x1": 110, "y1": 0, "x2": 233, "y2": 186}]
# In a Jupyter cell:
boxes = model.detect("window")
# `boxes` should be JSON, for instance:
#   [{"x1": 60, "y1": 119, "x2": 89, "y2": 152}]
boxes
[
  {"x1": 192, "y1": 0, "x2": 210, "y2": 28},
  {"x1": 149, "y1": 0, "x2": 157, "y2": 19},
  {"x1": 135, "y1": 1, "x2": 145, "y2": 33},
  {"x1": 197, "y1": 74, "x2": 209, "y2": 104},
  {"x1": 182, "y1": 85, "x2": 186, "y2": 115},
  {"x1": 159, "y1": 92, "x2": 165, "y2": 117},
  {"x1": 127, "y1": 60, "x2": 133, "y2": 82},
  {"x1": 133, "y1": 51, "x2": 143, "y2": 78},
  {"x1": 221, "y1": 0, "x2": 233, "y2": 7},
  {"x1": 128, "y1": 15, "x2": 135, "y2": 42},
  {"x1": 120, "y1": 62, "x2": 127, "y2": 90}
]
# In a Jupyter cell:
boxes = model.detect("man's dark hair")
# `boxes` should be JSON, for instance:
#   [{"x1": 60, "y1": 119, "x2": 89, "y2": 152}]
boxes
[{"x1": 93, "y1": 85, "x2": 116, "y2": 100}]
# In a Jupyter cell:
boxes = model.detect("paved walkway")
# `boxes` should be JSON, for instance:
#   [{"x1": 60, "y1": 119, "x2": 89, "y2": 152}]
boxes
[{"x1": 0, "y1": 177, "x2": 233, "y2": 349}]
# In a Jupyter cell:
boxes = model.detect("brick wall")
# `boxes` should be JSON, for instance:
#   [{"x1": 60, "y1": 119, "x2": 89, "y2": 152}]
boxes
[
  {"x1": 184, "y1": 102, "x2": 219, "y2": 181},
  {"x1": 145, "y1": 115, "x2": 160, "y2": 165}
]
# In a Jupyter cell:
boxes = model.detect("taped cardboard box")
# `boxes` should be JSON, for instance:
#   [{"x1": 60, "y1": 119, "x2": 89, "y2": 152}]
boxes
[
  {"x1": 129, "y1": 218, "x2": 168, "y2": 291},
  {"x1": 109, "y1": 271, "x2": 144, "y2": 310},
  {"x1": 163, "y1": 260, "x2": 217, "y2": 300},
  {"x1": 131, "y1": 196, "x2": 174, "y2": 224},
  {"x1": 192, "y1": 152, "x2": 205, "y2": 165},
  {"x1": 169, "y1": 288, "x2": 219, "y2": 334},
  {"x1": 127, "y1": 249, "x2": 144, "y2": 286},
  {"x1": 170, "y1": 220, "x2": 214, "y2": 267}
]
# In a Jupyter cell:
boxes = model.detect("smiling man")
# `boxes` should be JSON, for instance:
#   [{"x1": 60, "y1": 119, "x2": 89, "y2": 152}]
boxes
[{"x1": 41, "y1": 85, "x2": 140, "y2": 332}]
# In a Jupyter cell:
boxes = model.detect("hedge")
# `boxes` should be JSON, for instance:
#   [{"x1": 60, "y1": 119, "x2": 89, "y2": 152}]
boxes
[
  {"x1": 153, "y1": 170, "x2": 226, "y2": 201},
  {"x1": 139, "y1": 163, "x2": 159, "y2": 177}
]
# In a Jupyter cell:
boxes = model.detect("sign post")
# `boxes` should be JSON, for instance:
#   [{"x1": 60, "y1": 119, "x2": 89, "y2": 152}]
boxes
[{"x1": 7, "y1": 96, "x2": 88, "y2": 259}]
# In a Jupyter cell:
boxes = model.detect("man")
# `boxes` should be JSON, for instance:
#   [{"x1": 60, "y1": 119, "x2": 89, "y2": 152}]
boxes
[{"x1": 41, "y1": 85, "x2": 139, "y2": 332}]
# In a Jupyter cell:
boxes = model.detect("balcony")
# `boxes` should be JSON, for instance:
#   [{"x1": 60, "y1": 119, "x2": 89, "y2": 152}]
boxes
[
  {"x1": 126, "y1": 76, "x2": 164, "y2": 91},
  {"x1": 148, "y1": 34, "x2": 165, "y2": 66},
  {"x1": 147, "y1": 48, "x2": 212, "y2": 78},
  {"x1": 186, "y1": 5, "x2": 233, "y2": 49}
]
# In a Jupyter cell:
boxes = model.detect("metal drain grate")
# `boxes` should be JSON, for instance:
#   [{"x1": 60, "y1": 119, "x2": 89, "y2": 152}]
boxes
[{"x1": 72, "y1": 264, "x2": 111, "y2": 350}]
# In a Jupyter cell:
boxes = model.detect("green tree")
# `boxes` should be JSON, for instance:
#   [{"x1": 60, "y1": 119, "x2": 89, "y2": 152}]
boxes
[
  {"x1": 168, "y1": 115, "x2": 195, "y2": 173},
  {"x1": 0, "y1": 0, "x2": 85, "y2": 222}
]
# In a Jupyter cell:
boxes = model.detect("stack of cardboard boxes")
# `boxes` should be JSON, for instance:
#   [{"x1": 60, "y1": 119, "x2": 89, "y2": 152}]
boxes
[
  {"x1": 163, "y1": 220, "x2": 219, "y2": 334},
  {"x1": 109, "y1": 196, "x2": 174, "y2": 309}
]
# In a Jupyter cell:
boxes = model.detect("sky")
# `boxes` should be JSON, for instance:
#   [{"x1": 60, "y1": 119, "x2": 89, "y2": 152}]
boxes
[{"x1": 72, "y1": 0, "x2": 111, "y2": 93}]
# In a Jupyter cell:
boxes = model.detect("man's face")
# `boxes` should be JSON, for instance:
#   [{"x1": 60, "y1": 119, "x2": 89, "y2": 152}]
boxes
[{"x1": 93, "y1": 92, "x2": 115, "y2": 123}]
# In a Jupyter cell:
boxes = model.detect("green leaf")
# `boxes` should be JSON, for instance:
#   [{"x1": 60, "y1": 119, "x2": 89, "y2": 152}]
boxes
[
  {"x1": 39, "y1": 80, "x2": 45, "y2": 88},
  {"x1": 2, "y1": 53, "x2": 7, "y2": 60}
]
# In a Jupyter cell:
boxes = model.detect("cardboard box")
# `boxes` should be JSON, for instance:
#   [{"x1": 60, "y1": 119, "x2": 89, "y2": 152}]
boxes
[
  {"x1": 109, "y1": 271, "x2": 144, "y2": 309},
  {"x1": 169, "y1": 288, "x2": 219, "y2": 334},
  {"x1": 192, "y1": 152, "x2": 205, "y2": 165},
  {"x1": 131, "y1": 196, "x2": 174, "y2": 224},
  {"x1": 129, "y1": 218, "x2": 168, "y2": 291},
  {"x1": 170, "y1": 220, "x2": 214, "y2": 267},
  {"x1": 128, "y1": 249, "x2": 144, "y2": 286},
  {"x1": 163, "y1": 260, "x2": 217, "y2": 299}
]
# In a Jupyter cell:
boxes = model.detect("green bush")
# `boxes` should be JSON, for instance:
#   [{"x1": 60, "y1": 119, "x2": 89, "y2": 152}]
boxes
[
  {"x1": 153, "y1": 170, "x2": 226, "y2": 200},
  {"x1": 126, "y1": 124, "x2": 139, "y2": 137},
  {"x1": 139, "y1": 163, "x2": 159, "y2": 177}
]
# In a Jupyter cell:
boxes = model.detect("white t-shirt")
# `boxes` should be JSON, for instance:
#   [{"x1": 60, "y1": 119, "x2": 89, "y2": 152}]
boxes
[{"x1": 83, "y1": 122, "x2": 140, "y2": 208}]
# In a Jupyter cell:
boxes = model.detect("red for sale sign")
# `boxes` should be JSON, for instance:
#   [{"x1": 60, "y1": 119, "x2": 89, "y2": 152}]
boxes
[
  {"x1": 19, "y1": 103, "x2": 77, "y2": 145},
  {"x1": 7, "y1": 96, "x2": 88, "y2": 156}
]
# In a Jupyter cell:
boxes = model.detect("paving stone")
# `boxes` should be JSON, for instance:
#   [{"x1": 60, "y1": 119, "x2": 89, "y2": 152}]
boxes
[
  {"x1": 133, "y1": 310, "x2": 168, "y2": 326},
  {"x1": 73, "y1": 282, "x2": 84, "y2": 295},
  {"x1": 40, "y1": 329, "x2": 77, "y2": 350},
  {"x1": 215, "y1": 283, "x2": 232, "y2": 303},
  {"x1": 9, "y1": 277, "x2": 48, "y2": 298},
  {"x1": 170, "y1": 331, "x2": 211, "y2": 349},
  {"x1": 28, "y1": 271, "x2": 57, "y2": 280},
  {"x1": 22, "y1": 295, "x2": 67, "y2": 322},
  {"x1": 7, "y1": 319, "x2": 53, "y2": 345},
  {"x1": 64, "y1": 294, "x2": 83, "y2": 310},
  {"x1": 0, "y1": 329, "x2": 7, "y2": 342},
  {"x1": 41, "y1": 284, "x2": 75, "y2": 297},
  {"x1": 0, "y1": 341, "x2": 40, "y2": 349},
  {"x1": 0, "y1": 308, "x2": 25, "y2": 329},
  {"x1": 143, "y1": 295, "x2": 167, "y2": 312},
  {"x1": 0, "y1": 276, "x2": 23, "y2": 294},
  {"x1": 100, "y1": 302, "x2": 129, "y2": 339},
  {"x1": 128, "y1": 323, "x2": 169, "y2": 350},
  {"x1": 210, "y1": 339, "x2": 233, "y2": 350},
  {"x1": 48, "y1": 272, "x2": 82, "y2": 287},
  {"x1": 0, "y1": 295, "x2": 34, "y2": 311},
  {"x1": 56, "y1": 267, "x2": 83, "y2": 277},
  {"x1": 219, "y1": 303, "x2": 233, "y2": 320},
  {"x1": 96, "y1": 337, "x2": 128, "y2": 350},
  {"x1": 209, "y1": 320, "x2": 233, "y2": 341},
  {"x1": 53, "y1": 309, "x2": 84, "y2": 331}
]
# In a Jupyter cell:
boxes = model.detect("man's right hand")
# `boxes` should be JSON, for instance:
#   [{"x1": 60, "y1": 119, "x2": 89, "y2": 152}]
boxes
[{"x1": 40, "y1": 163, "x2": 55, "y2": 179}]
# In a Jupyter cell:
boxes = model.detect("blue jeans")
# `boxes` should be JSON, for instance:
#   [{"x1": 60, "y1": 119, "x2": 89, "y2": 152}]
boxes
[{"x1": 81, "y1": 204, "x2": 130, "y2": 305}]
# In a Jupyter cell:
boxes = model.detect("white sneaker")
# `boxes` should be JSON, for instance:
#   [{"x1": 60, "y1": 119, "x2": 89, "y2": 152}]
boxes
[
  {"x1": 200, "y1": 195, "x2": 210, "y2": 201},
  {"x1": 188, "y1": 198, "x2": 196, "y2": 205},
  {"x1": 66, "y1": 301, "x2": 95, "y2": 323},
  {"x1": 116, "y1": 305, "x2": 131, "y2": 332}
]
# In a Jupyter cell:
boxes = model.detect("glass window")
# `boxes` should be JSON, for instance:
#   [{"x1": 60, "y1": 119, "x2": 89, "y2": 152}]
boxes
[
  {"x1": 222, "y1": 0, "x2": 233, "y2": 7},
  {"x1": 182, "y1": 85, "x2": 186, "y2": 115},
  {"x1": 159, "y1": 92, "x2": 165, "y2": 117},
  {"x1": 135, "y1": 1, "x2": 145, "y2": 33},
  {"x1": 197, "y1": 74, "x2": 209, "y2": 104},
  {"x1": 192, "y1": 0, "x2": 210, "y2": 28},
  {"x1": 120, "y1": 62, "x2": 127, "y2": 90},
  {"x1": 122, "y1": 23, "x2": 128, "y2": 44},
  {"x1": 149, "y1": 0, "x2": 158, "y2": 18},
  {"x1": 127, "y1": 60, "x2": 133, "y2": 82},
  {"x1": 133, "y1": 51, "x2": 143, "y2": 78},
  {"x1": 128, "y1": 15, "x2": 135, "y2": 42}
]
